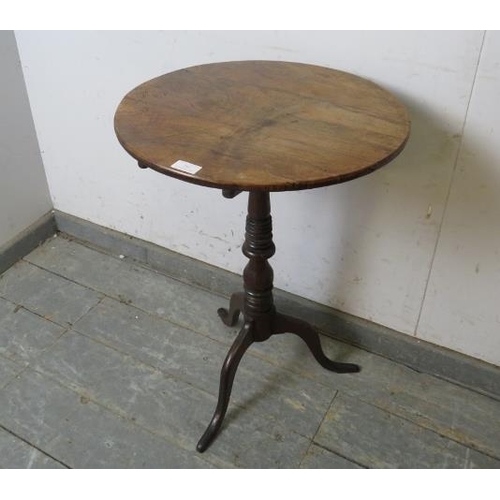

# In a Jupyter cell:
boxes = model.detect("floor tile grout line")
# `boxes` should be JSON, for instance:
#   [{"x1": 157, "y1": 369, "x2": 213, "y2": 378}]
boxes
[
  {"x1": 51, "y1": 395, "x2": 216, "y2": 470},
  {"x1": 57, "y1": 233, "x2": 384, "y2": 334},
  {"x1": 33, "y1": 233, "x2": 235, "y2": 302},
  {"x1": 0, "y1": 363, "x2": 32, "y2": 393},
  {"x1": 71, "y1": 290, "x2": 500, "y2": 415},
  {"x1": 0, "y1": 296, "x2": 75, "y2": 331},
  {"x1": 6, "y1": 243, "x2": 500, "y2": 468},
  {"x1": 69, "y1": 318, "x2": 351, "y2": 436},
  {"x1": 10, "y1": 240, "x2": 500, "y2": 463},
  {"x1": 24, "y1": 237, "x2": 500, "y2": 404},
  {"x1": 66, "y1": 289, "x2": 348, "y2": 394},
  {"x1": 20, "y1": 364, "x2": 232, "y2": 468},
  {"x1": 23, "y1": 252, "x2": 500, "y2": 406},
  {"x1": 71, "y1": 293, "x2": 366, "y2": 397},
  {"x1": 20, "y1": 246, "x2": 410, "y2": 373},
  {"x1": 70, "y1": 295, "x2": 107, "y2": 329},
  {"x1": 31, "y1": 326, "x2": 72, "y2": 361},
  {"x1": 72, "y1": 296, "x2": 238, "y2": 352},
  {"x1": 0, "y1": 325, "x2": 72, "y2": 395},
  {"x1": 306, "y1": 391, "x2": 367, "y2": 468},
  {"x1": 21, "y1": 259, "x2": 112, "y2": 298},
  {"x1": 21, "y1": 259, "x2": 245, "y2": 354},
  {"x1": 62, "y1": 328, "x2": 178, "y2": 383},
  {"x1": 311, "y1": 441, "x2": 368, "y2": 469},
  {"x1": 298, "y1": 390, "x2": 338, "y2": 468},
  {"x1": 26, "y1": 237, "x2": 500, "y2": 398},
  {"x1": 23, "y1": 364, "x2": 199, "y2": 454},
  {"x1": 306, "y1": 392, "x2": 368, "y2": 469},
  {"x1": 66, "y1": 326, "x2": 326, "y2": 438},
  {"x1": 0, "y1": 296, "x2": 365, "y2": 403},
  {"x1": 0, "y1": 302, "x2": 71, "y2": 395},
  {"x1": 11, "y1": 245, "x2": 500, "y2": 417},
  {"x1": 32, "y1": 323, "x2": 254, "y2": 416},
  {"x1": 62, "y1": 231, "x2": 239, "y2": 299},
  {"x1": 19, "y1": 243, "x2": 500, "y2": 421},
  {"x1": 71, "y1": 332, "x2": 265, "y2": 421},
  {"x1": 0, "y1": 351, "x2": 25, "y2": 368},
  {"x1": 13, "y1": 259, "x2": 236, "y2": 350},
  {"x1": 307, "y1": 390, "x2": 368, "y2": 468},
  {"x1": 0, "y1": 422, "x2": 71, "y2": 469},
  {"x1": 165, "y1": 322, "x2": 500, "y2": 464},
  {"x1": 73, "y1": 317, "x2": 335, "y2": 394},
  {"x1": 339, "y1": 391, "x2": 500, "y2": 463},
  {"x1": 25, "y1": 327, "x2": 320, "y2": 463}
]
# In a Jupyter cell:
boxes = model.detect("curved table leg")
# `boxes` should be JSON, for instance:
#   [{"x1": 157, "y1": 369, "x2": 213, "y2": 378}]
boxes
[
  {"x1": 197, "y1": 321, "x2": 255, "y2": 453},
  {"x1": 217, "y1": 291, "x2": 245, "y2": 327},
  {"x1": 274, "y1": 312, "x2": 360, "y2": 373}
]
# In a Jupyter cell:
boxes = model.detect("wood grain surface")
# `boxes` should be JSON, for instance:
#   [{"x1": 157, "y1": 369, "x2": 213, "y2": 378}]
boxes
[{"x1": 114, "y1": 61, "x2": 410, "y2": 191}]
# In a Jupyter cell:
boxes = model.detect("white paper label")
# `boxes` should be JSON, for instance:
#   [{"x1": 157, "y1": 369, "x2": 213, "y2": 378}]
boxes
[{"x1": 170, "y1": 160, "x2": 202, "y2": 175}]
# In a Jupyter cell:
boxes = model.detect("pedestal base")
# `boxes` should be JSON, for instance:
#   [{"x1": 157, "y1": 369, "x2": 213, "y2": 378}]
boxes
[
  {"x1": 196, "y1": 296, "x2": 360, "y2": 453},
  {"x1": 196, "y1": 191, "x2": 361, "y2": 453}
]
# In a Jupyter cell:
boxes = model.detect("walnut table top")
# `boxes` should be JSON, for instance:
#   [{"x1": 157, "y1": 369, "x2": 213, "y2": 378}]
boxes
[{"x1": 114, "y1": 60, "x2": 410, "y2": 192}]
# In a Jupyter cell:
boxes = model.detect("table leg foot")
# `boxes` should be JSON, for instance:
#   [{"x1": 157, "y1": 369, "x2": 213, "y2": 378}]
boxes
[
  {"x1": 197, "y1": 321, "x2": 254, "y2": 453},
  {"x1": 217, "y1": 292, "x2": 245, "y2": 327},
  {"x1": 274, "y1": 312, "x2": 360, "y2": 373}
]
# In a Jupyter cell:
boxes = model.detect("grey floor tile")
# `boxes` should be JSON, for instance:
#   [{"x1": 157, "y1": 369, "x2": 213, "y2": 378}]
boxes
[
  {"x1": 31, "y1": 330, "x2": 213, "y2": 447},
  {"x1": 0, "y1": 355, "x2": 24, "y2": 389},
  {"x1": 29, "y1": 332, "x2": 207, "y2": 442},
  {"x1": 315, "y1": 393, "x2": 500, "y2": 469},
  {"x1": 0, "y1": 297, "x2": 65, "y2": 364},
  {"x1": 146, "y1": 240, "x2": 242, "y2": 297},
  {"x1": 73, "y1": 297, "x2": 229, "y2": 392},
  {"x1": 73, "y1": 297, "x2": 336, "y2": 439},
  {"x1": 0, "y1": 366, "x2": 209, "y2": 468},
  {"x1": 0, "y1": 260, "x2": 102, "y2": 326},
  {"x1": 46, "y1": 401, "x2": 211, "y2": 469},
  {"x1": 0, "y1": 369, "x2": 83, "y2": 447},
  {"x1": 0, "y1": 428, "x2": 65, "y2": 469},
  {"x1": 31, "y1": 330, "x2": 312, "y2": 467},
  {"x1": 320, "y1": 339, "x2": 500, "y2": 460},
  {"x1": 232, "y1": 352, "x2": 334, "y2": 438},
  {"x1": 250, "y1": 332, "x2": 500, "y2": 461},
  {"x1": 300, "y1": 444, "x2": 362, "y2": 469},
  {"x1": 15, "y1": 237, "x2": 500, "y2": 468},
  {"x1": 202, "y1": 410, "x2": 310, "y2": 468},
  {"x1": 362, "y1": 368, "x2": 500, "y2": 461},
  {"x1": 25, "y1": 237, "x2": 237, "y2": 342}
]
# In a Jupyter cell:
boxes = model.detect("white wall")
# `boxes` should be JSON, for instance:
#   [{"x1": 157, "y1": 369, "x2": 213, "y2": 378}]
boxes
[
  {"x1": 14, "y1": 30, "x2": 500, "y2": 366},
  {"x1": 417, "y1": 31, "x2": 500, "y2": 363},
  {"x1": 0, "y1": 30, "x2": 51, "y2": 247}
]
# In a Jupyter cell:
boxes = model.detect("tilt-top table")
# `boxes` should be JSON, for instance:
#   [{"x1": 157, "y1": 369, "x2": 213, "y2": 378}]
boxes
[{"x1": 114, "y1": 61, "x2": 410, "y2": 452}]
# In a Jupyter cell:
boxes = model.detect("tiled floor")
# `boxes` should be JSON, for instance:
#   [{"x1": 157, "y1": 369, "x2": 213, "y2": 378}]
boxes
[{"x1": 1, "y1": 234, "x2": 500, "y2": 468}]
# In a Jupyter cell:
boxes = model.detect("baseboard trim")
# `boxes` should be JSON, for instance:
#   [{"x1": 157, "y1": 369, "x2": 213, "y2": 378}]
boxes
[
  {"x1": 54, "y1": 210, "x2": 500, "y2": 401},
  {"x1": 0, "y1": 211, "x2": 56, "y2": 275}
]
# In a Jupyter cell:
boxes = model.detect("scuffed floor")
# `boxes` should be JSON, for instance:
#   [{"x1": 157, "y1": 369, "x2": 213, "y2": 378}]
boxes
[{"x1": 0, "y1": 235, "x2": 499, "y2": 468}]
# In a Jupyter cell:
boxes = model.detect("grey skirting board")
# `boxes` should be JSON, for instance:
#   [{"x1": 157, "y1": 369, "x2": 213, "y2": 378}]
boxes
[{"x1": 0, "y1": 211, "x2": 56, "y2": 276}]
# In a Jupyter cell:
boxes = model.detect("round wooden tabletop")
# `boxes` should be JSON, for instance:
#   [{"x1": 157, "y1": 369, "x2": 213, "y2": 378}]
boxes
[{"x1": 114, "y1": 61, "x2": 410, "y2": 192}]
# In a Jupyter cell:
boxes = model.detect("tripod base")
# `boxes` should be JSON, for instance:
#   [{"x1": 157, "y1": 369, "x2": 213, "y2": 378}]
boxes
[
  {"x1": 196, "y1": 191, "x2": 361, "y2": 453},
  {"x1": 196, "y1": 296, "x2": 360, "y2": 453}
]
